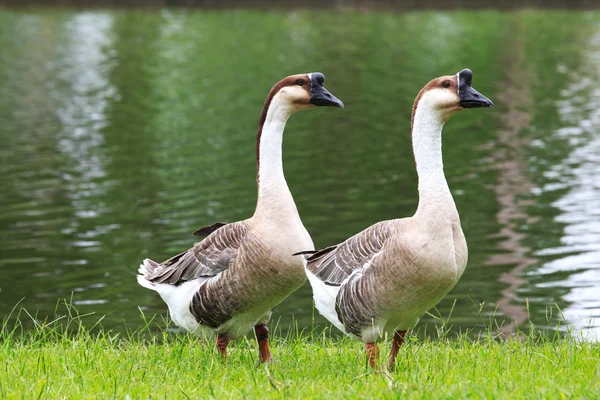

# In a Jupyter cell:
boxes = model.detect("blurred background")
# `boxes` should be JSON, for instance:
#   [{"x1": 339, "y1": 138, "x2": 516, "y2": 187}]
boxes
[{"x1": 1, "y1": 0, "x2": 599, "y2": 339}]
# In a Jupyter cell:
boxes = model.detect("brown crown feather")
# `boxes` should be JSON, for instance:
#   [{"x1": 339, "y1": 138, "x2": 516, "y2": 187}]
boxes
[
  {"x1": 410, "y1": 75, "x2": 457, "y2": 131},
  {"x1": 255, "y1": 74, "x2": 310, "y2": 181}
]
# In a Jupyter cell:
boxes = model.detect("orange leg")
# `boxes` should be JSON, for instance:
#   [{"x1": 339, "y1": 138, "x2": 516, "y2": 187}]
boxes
[
  {"x1": 254, "y1": 324, "x2": 273, "y2": 363},
  {"x1": 365, "y1": 343, "x2": 380, "y2": 369},
  {"x1": 387, "y1": 330, "x2": 408, "y2": 371},
  {"x1": 216, "y1": 334, "x2": 230, "y2": 359}
]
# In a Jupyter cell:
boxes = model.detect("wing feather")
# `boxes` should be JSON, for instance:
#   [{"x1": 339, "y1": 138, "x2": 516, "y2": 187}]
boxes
[
  {"x1": 145, "y1": 221, "x2": 249, "y2": 285},
  {"x1": 305, "y1": 221, "x2": 393, "y2": 286}
]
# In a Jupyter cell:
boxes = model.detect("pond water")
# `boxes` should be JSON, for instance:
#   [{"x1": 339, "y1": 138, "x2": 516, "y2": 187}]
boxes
[{"x1": 1, "y1": 9, "x2": 599, "y2": 339}]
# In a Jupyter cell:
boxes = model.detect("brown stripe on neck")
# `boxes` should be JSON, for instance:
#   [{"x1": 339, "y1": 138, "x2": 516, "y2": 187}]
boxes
[
  {"x1": 410, "y1": 79, "x2": 438, "y2": 132},
  {"x1": 409, "y1": 75, "x2": 457, "y2": 169},
  {"x1": 255, "y1": 74, "x2": 309, "y2": 182}
]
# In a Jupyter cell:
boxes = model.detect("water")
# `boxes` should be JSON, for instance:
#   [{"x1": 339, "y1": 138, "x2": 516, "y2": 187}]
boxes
[{"x1": 0, "y1": 9, "x2": 599, "y2": 338}]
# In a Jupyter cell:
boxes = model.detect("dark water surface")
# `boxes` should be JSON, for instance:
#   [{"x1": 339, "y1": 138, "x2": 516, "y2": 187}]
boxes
[{"x1": 1, "y1": 9, "x2": 599, "y2": 338}]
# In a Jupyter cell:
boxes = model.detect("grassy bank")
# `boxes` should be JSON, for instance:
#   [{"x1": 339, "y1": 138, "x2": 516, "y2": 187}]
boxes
[{"x1": 1, "y1": 310, "x2": 599, "y2": 399}]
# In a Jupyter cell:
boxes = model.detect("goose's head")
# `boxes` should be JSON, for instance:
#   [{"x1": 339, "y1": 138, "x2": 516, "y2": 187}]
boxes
[
  {"x1": 264, "y1": 72, "x2": 344, "y2": 114},
  {"x1": 411, "y1": 69, "x2": 492, "y2": 127}
]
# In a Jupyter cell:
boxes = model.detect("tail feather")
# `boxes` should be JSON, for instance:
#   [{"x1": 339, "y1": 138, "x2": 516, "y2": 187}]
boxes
[
  {"x1": 294, "y1": 245, "x2": 338, "y2": 261},
  {"x1": 137, "y1": 258, "x2": 161, "y2": 290},
  {"x1": 293, "y1": 250, "x2": 318, "y2": 257}
]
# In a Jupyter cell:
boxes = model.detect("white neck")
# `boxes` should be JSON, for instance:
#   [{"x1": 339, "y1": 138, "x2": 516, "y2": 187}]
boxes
[
  {"x1": 253, "y1": 95, "x2": 300, "y2": 221},
  {"x1": 411, "y1": 97, "x2": 457, "y2": 220}
]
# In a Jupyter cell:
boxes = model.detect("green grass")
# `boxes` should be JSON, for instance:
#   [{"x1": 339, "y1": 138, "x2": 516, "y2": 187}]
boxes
[{"x1": 1, "y1": 305, "x2": 599, "y2": 399}]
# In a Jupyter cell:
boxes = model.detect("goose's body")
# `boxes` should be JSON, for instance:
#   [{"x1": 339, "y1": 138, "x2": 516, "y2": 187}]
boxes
[
  {"x1": 302, "y1": 69, "x2": 492, "y2": 370},
  {"x1": 138, "y1": 219, "x2": 311, "y2": 339},
  {"x1": 138, "y1": 73, "x2": 343, "y2": 362},
  {"x1": 306, "y1": 218, "x2": 467, "y2": 342}
]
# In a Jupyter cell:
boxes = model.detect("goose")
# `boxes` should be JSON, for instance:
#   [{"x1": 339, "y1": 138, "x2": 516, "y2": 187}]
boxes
[
  {"x1": 137, "y1": 73, "x2": 343, "y2": 363},
  {"x1": 299, "y1": 69, "x2": 492, "y2": 371}
]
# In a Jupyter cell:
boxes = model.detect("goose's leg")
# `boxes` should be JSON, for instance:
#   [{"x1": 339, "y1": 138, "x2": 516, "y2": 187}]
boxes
[
  {"x1": 254, "y1": 323, "x2": 273, "y2": 363},
  {"x1": 365, "y1": 343, "x2": 380, "y2": 369},
  {"x1": 216, "y1": 333, "x2": 230, "y2": 359},
  {"x1": 387, "y1": 330, "x2": 407, "y2": 372}
]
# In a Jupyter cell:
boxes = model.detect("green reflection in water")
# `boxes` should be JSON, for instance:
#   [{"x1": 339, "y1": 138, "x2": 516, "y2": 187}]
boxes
[{"x1": 0, "y1": 9, "x2": 598, "y2": 338}]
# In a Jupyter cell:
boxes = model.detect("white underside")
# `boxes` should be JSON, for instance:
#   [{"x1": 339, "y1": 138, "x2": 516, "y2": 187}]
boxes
[
  {"x1": 304, "y1": 268, "x2": 351, "y2": 337},
  {"x1": 138, "y1": 271, "x2": 208, "y2": 334},
  {"x1": 304, "y1": 264, "x2": 432, "y2": 343},
  {"x1": 137, "y1": 264, "x2": 272, "y2": 339},
  {"x1": 360, "y1": 290, "x2": 449, "y2": 342}
]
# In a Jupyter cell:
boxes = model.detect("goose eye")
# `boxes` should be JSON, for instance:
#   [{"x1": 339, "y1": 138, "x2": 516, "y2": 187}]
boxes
[
  {"x1": 442, "y1": 80, "x2": 451, "y2": 88},
  {"x1": 295, "y1": 79, "x2": 305, "y2": 86}
]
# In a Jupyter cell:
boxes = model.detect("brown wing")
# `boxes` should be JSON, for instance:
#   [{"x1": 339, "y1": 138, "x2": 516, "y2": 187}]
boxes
[
  {"x1": 304, "y1": 221, "x2": 393, "y2": 286},
  {"x1": 145, "y1": 221, "x2": 249, "y2": 285}
]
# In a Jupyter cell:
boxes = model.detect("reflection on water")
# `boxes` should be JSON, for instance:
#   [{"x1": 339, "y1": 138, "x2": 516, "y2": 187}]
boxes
[
  {"x1": 53, "y1": 13, "x2": 116, "y2": 308},
  {"x1": 0, "y1": 9, "x2": 599, "y2": 338},
  {"x1": 480, "y1": 15, "x2": 537, "y2": 335},
  {"x1": 529, "y1": 28, "x2": 600, "y2": 339}
]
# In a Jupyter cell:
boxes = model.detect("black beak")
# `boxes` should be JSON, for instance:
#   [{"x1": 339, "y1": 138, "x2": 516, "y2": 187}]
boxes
[
  {"x1": 309, "y1": 72, "x2": 344, "y2": 108},
  {"x1": 457, "y1": 68, "x2": 493, "y2": 109}
]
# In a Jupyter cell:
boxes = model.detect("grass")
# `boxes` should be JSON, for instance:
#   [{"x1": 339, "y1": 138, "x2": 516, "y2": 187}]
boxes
[{"x1": 1, "y1": 303, "x2": 599, "y2": 399}]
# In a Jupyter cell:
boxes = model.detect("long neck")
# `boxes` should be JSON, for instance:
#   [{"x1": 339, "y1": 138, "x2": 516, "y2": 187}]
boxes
[
  {"x1": 253, "y1": 96, "x2": 299, "y2": 221},
  {"x1": 411, "y1": 102, "x2": 457, "y2": 220}
]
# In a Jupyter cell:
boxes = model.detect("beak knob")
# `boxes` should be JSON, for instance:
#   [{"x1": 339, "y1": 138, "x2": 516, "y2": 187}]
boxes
[
  {"x1": 458, "y1": 69, "x2": 493, "y2": 108},
  {"x1": 309, "y1": 72, "x2": 344, "y2": 108}
]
